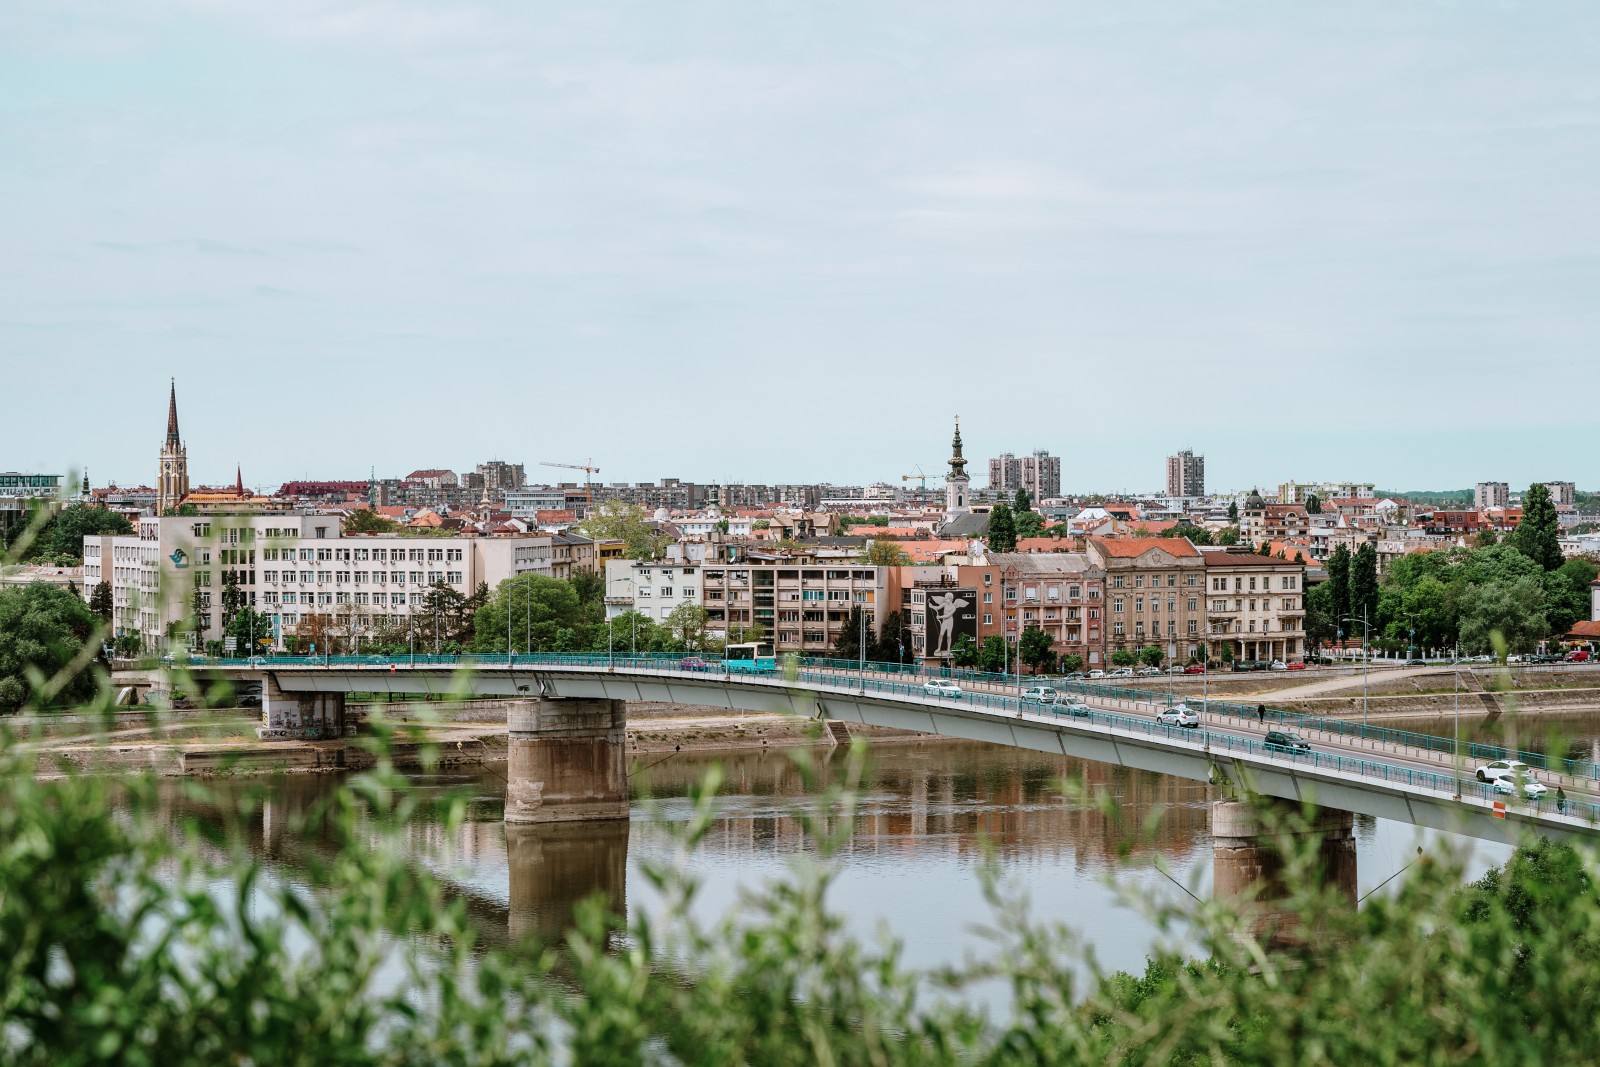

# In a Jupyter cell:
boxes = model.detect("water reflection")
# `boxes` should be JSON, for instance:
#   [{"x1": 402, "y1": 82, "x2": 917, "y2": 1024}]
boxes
[{"x1": 505, "y1": 822, "x2": 629, "y2": 944}]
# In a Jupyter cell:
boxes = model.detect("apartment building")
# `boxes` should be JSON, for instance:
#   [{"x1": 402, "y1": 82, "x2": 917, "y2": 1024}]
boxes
[
  {"x1": 1475, "y1": 482, "x2": 1510, "y2": 510},
  {"x1": 1165, "y1": 450, "x2": 1204, "y2": 498},
  {"x1": 85, "y1": 513, "x2": 555, "y2": 653},
  {"x1": 989, "y1": 450, "x2": 1061, "y2": 500},
  {"x1": 953, "y1": 553, "x2": 1105, "y2": 668},
  {"x1": 704, "y1": 563, "x2": 886, "y2": 653},
  {"x1": 1200, "y1": 547, "x2": 1306, "y2": 663},
  {"x1": 1541, "y1": 481, "x2": 1577, "y2": 508},
  {"x1": 1086, "y1": 537, "x2": 1207, "y2": 664}
]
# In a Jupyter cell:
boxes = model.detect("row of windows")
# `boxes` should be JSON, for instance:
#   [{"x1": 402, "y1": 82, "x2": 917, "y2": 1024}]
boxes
[
  {"x1": 1209, "y1": 599, "x2": 1300, "y2": 612},
  {"x1": 1110, "y1": 573, "x2": 1198, "y2": 589},
  {"x1": 265, "y1": 591, "x2": 415, "y2": 606},
  {"x1": 1111, "y1": 621, "x2": 1199, "y2": 637},
  {"x1": 259, "y1": 570, "x2": 463, "y2": 586},
  {"x1": 1112, "y1": 597, "x2": 1200, "y2": 614},
  {"x1": 259, "y1": 546, "x2": 463, "y2": 564},
  {"x1": 1210, "y1": 575, "x2": 1298, "y2": 592}
]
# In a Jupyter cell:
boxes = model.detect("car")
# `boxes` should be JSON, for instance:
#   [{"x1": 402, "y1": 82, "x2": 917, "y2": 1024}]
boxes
[
  {"x1": 1404, "y1": 656, "x2": 1427, "y2": 666},
  {"x1": 239, "y1": 694, "x2": 262, "y2": 708},
  {"x1": 1060, "y1": 699, "x2": 1092, "y2": 718},
  {"x1": 1020, "y1": 686, "x2": 1059, "y2": 704},
  {"x1": 1567, "y1": 650, "x2": 1592, "y2": 663},
  {"x1": 1137, "y1": 666, "x2": 1163, "y2": 677},
  {"x1": 1061, "y1": 671, "x2": 1086, "y2": 681},
  {"x1": 1086, "y1": 669, "x2": 1106, "y2": 679},
  {"x1": 679, "y1": 657, "x2": 709, "y2": 672},
  {"x1": 1492, "y1": 776, "x2": 1548, "y2": 800},
  {"x1": 1108, "y1": 667, "x2": 1135, "y2": 678},
  {"x1": 1183, "y1": 663, "x2": 1207, "y2": 675},
  {"x1": 1475, "y1": 759, "x2": 1531, "y2": 783},
  {"x1": 1285, "y1": 661, "x2": 1307, "y2": 671},
  {"x1": 1269, "y1": 660, "x2": 1288, "y2": 672},
  {"x1": 923, "y1": 679, "x2": 964, "y2": 698},
  {"x1": 1155, "y1": 705, "x2": 1200, "y2": 728},
  {"x1": 1264, "y1": 730, "x2": 1311, "y2": 755},
  {"x1": 1529, "y1": 653, "x2": 1563, "y2": 664},
  {"x1": 1506, "y1": 654, "x2": 1524, "y2": 664}
]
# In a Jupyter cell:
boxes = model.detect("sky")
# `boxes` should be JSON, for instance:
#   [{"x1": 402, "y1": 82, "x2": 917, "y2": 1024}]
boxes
[{"x1": 2, "y1": 1, "x2": 1598, "y2": 496}]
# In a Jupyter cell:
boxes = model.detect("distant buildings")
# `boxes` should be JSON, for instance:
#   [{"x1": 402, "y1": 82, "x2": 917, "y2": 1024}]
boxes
[
  {"x1": 1165, "y1": 450, "x2": 1204, "y2": 498},
  {"x1": 1275, "y1": 480, "x2": 1373, "y2": 505},
  {"x1": 1475, "y1": 482, "x2": 1509, "y2": 510},
  {"x1": 1542, "y1": 481, "x2": 1577, "y2": 508},
  {"x1": 989, "y1": 449, "x2": 1061, "y2": 500},
  {"x1": 155, "y1": 381, "x2": 189, "y2": 516}
]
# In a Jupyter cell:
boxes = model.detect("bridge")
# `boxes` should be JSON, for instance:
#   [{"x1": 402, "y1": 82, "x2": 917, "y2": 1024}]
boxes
[{"x1": 201, "y1": 653, "x2": 1600, "y2": 851}]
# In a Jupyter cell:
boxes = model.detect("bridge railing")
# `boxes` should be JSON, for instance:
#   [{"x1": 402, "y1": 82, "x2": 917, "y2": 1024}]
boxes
[{"x1": 207, "y1": 653, "x2": 1599, "y2": 783}]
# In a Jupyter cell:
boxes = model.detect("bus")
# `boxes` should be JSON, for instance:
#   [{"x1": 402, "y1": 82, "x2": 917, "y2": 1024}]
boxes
[{"x1": 723, "y1": 641, "x2": 777, "y2": 674}]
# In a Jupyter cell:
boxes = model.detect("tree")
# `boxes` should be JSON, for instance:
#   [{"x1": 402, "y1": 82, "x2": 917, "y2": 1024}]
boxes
[
  {"x1": 1013, "y1": 509, "x2": 1045, "y2": 539},
  {"x1": 1140, "y1": 644, "x2": 1164, "y2": 668},
  {"x1": 0, "y1": 582, "x2": 102, "y2": 709},
  {"x1": 1458, "y1": 575, "x2": 1549, "y2": 655},
  {"x1": 570, "y1": 569, "x2": 605, "y2": 608},
  {"x1": 665, "y1": 603, "x2": 710, "y2": 652},
  {"x1": 1227, "y1": 500, "x2": 1239, "y2": 523},
  {"x1": 1013, "y1": 488, "x2": 1033, "y2": 513},
  {"x1": 860, "y1": 540, "x2": 912, "y2": 566},
  {"x1": 1304, "y1": 581, "x2": 1336, "y2": 651},
  {"x1": 579, "y1": 501, "x2": 670, "y2": 560},
  {"x1": 1512, "y1": 482, "x2": 1563, "y2": 571},
  {"x1": 88, "y1": 581, "x2": 112, "y2": 623},
  {"x1": 474, "y1": 574, "x2": 585, "y2": 653},
  {"x1": 224, "y1": 606, "x2": 276, "y2": 655},
  {"x1": 1215, "y1": 526, "x2": 1241, "y2": 546},
  {"x1": 8, "y1": 503, "x2": 133, "y2": 563},
  {"x1": 1258, "y1": 541, "x2": 1272, "y2": 556},
  {"x1": 219, "y1": 571, "x2": 247, "y2": 628},
  {"x1": 1110, "y1": 648, "x2": 1137, "y2": 668},
  {"x1": 1351, "y1": 543, "x2": 1379, "y2": 631},
  {"x1": 343, "y1": 510, "x2": 399, "y2": 535},
  {"x1": 722, "y1": 620, "x2": 767, "y2": 648},
  {"x1": 976, "y1": 635, "x2": 1008, "y2": 674},
  {"x1": 1220, "y1": 641, "x2": 1235, "y2": 664},
  {"x1": 1306, "y1": 493, "x2": 1322, "y2": 514},
  {"x1": 1017, "y1": 626, "x2": 1054, "y2": 674},
  {"x1": 868, "y1": 610, "x2": 910, "y2": 663},
  {"x1": 949, "y1": 633, "x2": 978, "y2": 668},
  {"x1": 1059, "y1": 654, "x2": 1085, "y2": 673},
  {"x1": 1543, "y1": 558, "x2": 1599, "y2": 636},
  {"x1": 1476, "y1": 528, "x2": 1500, "y2": 547},
  {"x1": 1167, "y1": 523, "x2": 1212, "y2": 546},
  {"x1": 832, "y1": 605, "x2": 868, "y2": 661},
  {"x1": 987, "y1": 504, "x2": 1016, "y2": 553},
  {"x1": 1327, "y1": 545, "x2": 1351, "y2": 636}
]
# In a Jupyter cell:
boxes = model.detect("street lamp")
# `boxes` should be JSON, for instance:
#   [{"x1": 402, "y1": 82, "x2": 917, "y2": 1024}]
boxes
[{"x1": 1340, "y1": 609, "x2": 1371, "y2": 725}]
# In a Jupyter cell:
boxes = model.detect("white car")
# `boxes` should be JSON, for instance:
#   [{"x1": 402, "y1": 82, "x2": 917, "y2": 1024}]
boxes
[
  {"x1": 1475, "y1": 759, "x2": 1531, "y2": 783},
  {"x1": 922, "y1": 679, "x2": 964, "y2": 698},
  {"x1": 1108, "y1": 668, "x2": 1135, "y2": 678},
  {"x1": 1020, "y1": 686, "x2": 1059, "y2": 704},
  {"x1": 1269, "y1": 660, "x2": 1288, "y2": 671},
  {"x1": 1155, "y1": 704, "x2": 1200, "y2": 728},
  {"x1": 1060, "y1": 699, "x2": 1092, "y2": 718},
  {"x1": 1087, "y1": 669, "x2": 1106, "y2": 679},
  {"x1": 1492, "y1": 777, "x2": 1548, "y2": 800},
  {"x1": 1136, "y1": 666, "x2": 1163, "y2": 676}
]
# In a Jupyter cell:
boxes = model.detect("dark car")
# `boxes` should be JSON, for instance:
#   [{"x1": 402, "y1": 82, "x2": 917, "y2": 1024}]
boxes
[
  {"x1": 1264, "y1": 730, "x2": 1311, "y2": 755},
  {"x1": 1183, "y1": 663, "x2": 1206, "y2": 675},
  {"x1": 680, "y1": 657, "x2": 710, "y2": 672}
]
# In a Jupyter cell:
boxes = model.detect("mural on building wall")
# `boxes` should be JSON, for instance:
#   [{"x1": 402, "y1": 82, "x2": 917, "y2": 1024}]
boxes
[{"x1": 926, "y1": 588, "x2": 977, "y2": 657}]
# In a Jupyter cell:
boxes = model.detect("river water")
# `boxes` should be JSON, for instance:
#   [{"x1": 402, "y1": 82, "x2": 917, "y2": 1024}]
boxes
[{"x1": 223, "y1": 737, "x2": 1517, "y2": 986}]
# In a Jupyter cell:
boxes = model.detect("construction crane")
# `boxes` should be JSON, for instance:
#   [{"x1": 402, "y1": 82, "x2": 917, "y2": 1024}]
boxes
[
  {"x1": 901, "y1": 465, "x2": 943, "y2": 494},
  {"x1": 540, "y1": 459, "x2": 601, "y2": 513}
]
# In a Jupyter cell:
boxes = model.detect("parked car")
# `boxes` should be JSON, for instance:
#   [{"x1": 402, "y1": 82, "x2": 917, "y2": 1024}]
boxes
[
  {"x1": 1061, "y1": 671, "x2": 1086, "y2": 681},
  {"x1": 1567, "y1": 650, "x2": 1592, "y2": 663},
  {"x1": 680, "y1": 657, "x2": 710, "y2": 672},
  {"x1": 1285, "y1": 661, "x2": 1307, "y2": 671},
  {"x1": 923, "y1": 679, "x2": 964, "y2": 698},
  {"x1": 239, "y1": 694, "x2": 262, "y2": 709},
  {"x1": 1155, "y1": 705, "x2": 1200, "y2": 728},
  {"x1": 1233, "y1": 660, "x2": 1269, "y2": 673},
  {"x1": 1528, "y1": 653, "x2": 1563, "y2": 664},
  {"x1": 1060, "y1": 699, "x2": 1092, "y2": 718},
  {"x1": 1269, "y1": 660, "x2": 1288, "y2": 672},
  {"x1": 1264, "y1": 730, "x2": 1311, "y2": 755},
  {"x1": 1475, "y1": 759, "x2": 1531, "y2": 783},
  {"x1": 1108, "y1": 667, "x2": 1135, "y2": 679},
  {"x1": 1086, "y1": 669, "x2": 1106, "y2": 679},
  {"x1": 1020, "y1": 685, "x2": 1059, "y2": 704},
  {"x1": 1493, "y1": 776, "x2": 1548, "y2": 800},
  {"x1": 1183, "y1": 663, "x2": 1207, "y2": 675},
  {"x1": 1137, "y1": 666, "x2": 1163, "y2": 677},
  {"x1": 1404, "y1": 656, "x2": 1427, "y2": 666}
]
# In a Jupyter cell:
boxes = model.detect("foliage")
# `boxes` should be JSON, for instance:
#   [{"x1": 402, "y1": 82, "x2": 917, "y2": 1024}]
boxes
[
  {"x1": 1017, "y1": 625, "x2": 1055, "y2": 674},
  {"x1": 88, "y1": 580, "x2": 112, "y2": 622},
  {"x1": 976, "y1": 635, "x2": 1008, "y2": 674},
  {"x1": 1110, "y1": 647, "x2": 1136, "y2": 667},
  {"x1": 474, "y1": 574, "x2": 590, "y2": 653},
  {"x1": 1458, "y1": 575, "x2": 1549, "y2": 654},
  {"x1": 1139, "y1": 644, "x2": 1164, "y2": 668},
  {"x1": 1167, "y1": 522, "x2": 1211, "y2": 546},
  {"x1": 831, "y1": 605, "x2": 870, "y2": 661},
  {"x1": 1013, "y1": 488, "x2": 1033, "y2": 513},
  {"x1": 665, "y1": 602, "x2": 711, "y2": 652},
  {"x1": 1351, "y1": 542, "x2": 1379, "y2": 628},
  {"x1": 1545, "y1": 558, "x2": 1599, "y2": 635},
  {"x1": 860, "y1": 540, "x2": 912, "y2": 566},
  {"x1": 949, "y1": 632, "x2": 978, "y2": 667},
  {"x1": 1512, "y1": 481, "x2": 1564, "y2": 571},
  {"x1": 0, "y1": 582, "x2": 102, "y2": 709},
  {"x1": 1059, "y1": 653, "x2": 1085, "y2": 673},
  {"x1": 1373, "y1": 542, "x2": 1573, "y2": 653},
  {"x1": 579, "y1": 500, "x2": 670, "y2": 560},
  {"x1": 1214, "y1": 526, "x2": 1240, "y2": 546},
  {"x1": 4, "y1": 502, "x2": 133, "y2": 563},
  {"x1": 1014, "y1": 509, "x2": 1046, "y2": 539},
  {"x1": 224, "y1": 607, "x2": 277, "y2": 654},
  {"x1": 1327, "y1": 544, "x2": 1351, "y2": 635},
  {"x1": 1220, "y1": 641, "x2": 1235, "y2": 662},
  {"x1": 868, "y1": 610, "x2": 912, "y2": 664},
  {"x1": 987, "y1": 504, "x2": 1017, "y2": 553},
  {"x1": 342, "y1": 509, "x2": 399, "y2": 534},
  {"x1": 1305, "y1": 493, "x2": 1322, "y2": 514},
  {"x1": 1226, "y1": 500, "x2": 1238, "y2": 522}
]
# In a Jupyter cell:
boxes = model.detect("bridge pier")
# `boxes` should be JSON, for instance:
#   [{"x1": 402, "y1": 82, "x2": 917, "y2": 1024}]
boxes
[
  {"x1": 1211, "y1": 798, "x2": 1356, "y2": 946},
  {"x1": 506, "y1": 698, "x2": 629, "y2": 824},
  {"x1": 505, "y1": 821, "x2": 630, "y2": 944},
  {"x1": 261, "y1": 673, "x2": 346, "y2": 737}
]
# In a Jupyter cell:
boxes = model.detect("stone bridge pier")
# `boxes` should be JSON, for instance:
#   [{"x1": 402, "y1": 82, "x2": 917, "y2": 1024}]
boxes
[
  {"x1": 1211, "y1": 797, "x2": 1357, "y2": 946},
  {"x1": 505, "y1": 821, "x2": 630, "y2": 943},
  {"x1": 506, "y1": 698, "x2": 629, "y2": 824},
  {"x1": 261, "y1": 673, "x2": 346, "y2": 737}
]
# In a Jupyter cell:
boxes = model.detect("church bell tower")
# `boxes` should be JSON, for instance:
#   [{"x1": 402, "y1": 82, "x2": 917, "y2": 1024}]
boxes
[
  {"x1": 156, "y1": 379, "x2": 189, "y2": 516},
  {"x1": 945, "y1": 416, "x2": 970, "y2": 521}
]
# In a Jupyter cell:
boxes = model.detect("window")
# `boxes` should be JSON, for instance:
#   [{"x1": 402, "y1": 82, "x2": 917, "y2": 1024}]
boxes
[
  {"x1": 391, "y1": 571, "x2": 405, "y2": 583},
  {"x1": 660, "y1": 587, "x2": 673, "y2": 597},
  {"x1": 1134, "y1": 575, "x2": 1143, "y2": 588},
  {"x1": 448, "y1": 571, "x2": 463, "y2": 584},
  {"x1": 1135, "y1": 597, "x2": 1143, "y2": 612},
  {"x1": 1249, "y1": 576, "x2": 1257, "y2": 591},
  {"x1": 263, "y1": 570, "x2": 277, "y2": 583},
  {"x1": 983, "y1": 573, "x2": 993, "y2": 585},
  {"x1": 1113, "y1": 622, "x2": 1124, "y2": 637},
  {"x1": 1284, "y1": 576, "x2": 1297, "y2": 589},
  {"x1": 1187, "y1": 597, "x2": 1197, "y2": 611},
  {"x1": 1188, "y1": 620, "x2": 1197, "y2": 634},
  {"x1": 317, "y1": 549, "x2": 333, "y2": 562},
  {"x1": 1186, "y1": 575, "x2": 1197, "y2": 587},
  {"x1": 1113, "y1": 598, "x2": 1124, "y2": 614},
  {"x1": 638, "y1": 588, "x2": 652, "y2": 597},
  {"x1": 1112, "y1": 575, "x2": 1124, "y2": 589},
  {"x1": 983, "y1": 591, "x2": 993, "y2": 604},
  {"x1": 282, "y1": 592, "x2": 297, "y2": 605},
  {"x1": 392, "y1": 593, "x2": 406, "y2": 606}
]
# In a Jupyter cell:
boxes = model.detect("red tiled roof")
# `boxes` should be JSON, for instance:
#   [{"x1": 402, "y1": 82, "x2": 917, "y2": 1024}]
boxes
[
  {"x1": 1089, "y1": 536, "x2": 1200, "y2": 559},
  {"x1": 1565, "y1": 621, "x2": 1600, "y2": 639}
]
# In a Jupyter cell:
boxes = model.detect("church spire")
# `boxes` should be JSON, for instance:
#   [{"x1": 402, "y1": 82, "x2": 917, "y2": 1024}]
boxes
[
  {"x1": 166, "y1": 378, "x2": 181, "y2": 444},
  {"x1": 948, "y1": 416, "x2": 967, "y2": 480},
  {"x1": 235, "y1": 465, "x2": 245, "y2": 497},
  {"x1": 944, "y1": 415, "x2": 971, "y2": 522}
]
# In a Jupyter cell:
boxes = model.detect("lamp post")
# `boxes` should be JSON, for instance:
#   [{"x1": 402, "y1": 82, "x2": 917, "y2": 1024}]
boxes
[
  {"x1": 1341, "y1": 609, "x2": 1371, "y2": 725},
  {"x1": 608, "y1": 615, "x2": 614, "y2": 670}
]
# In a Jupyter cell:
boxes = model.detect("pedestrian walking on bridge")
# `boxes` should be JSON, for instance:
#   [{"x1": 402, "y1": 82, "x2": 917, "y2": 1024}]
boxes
[{"x1": 1257, "y1": 704, "x2": 1266, "y2": 725}]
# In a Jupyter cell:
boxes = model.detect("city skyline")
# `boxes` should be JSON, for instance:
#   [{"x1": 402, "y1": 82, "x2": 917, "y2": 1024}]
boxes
[{"x1": 5, "y1": 3, "x2": 1599, "y2": 489}]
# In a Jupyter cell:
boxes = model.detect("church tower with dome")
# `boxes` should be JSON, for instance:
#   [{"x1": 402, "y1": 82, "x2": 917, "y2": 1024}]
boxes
[{"x1": 945, "y1": 416, "x2": 970, "y2": 522}]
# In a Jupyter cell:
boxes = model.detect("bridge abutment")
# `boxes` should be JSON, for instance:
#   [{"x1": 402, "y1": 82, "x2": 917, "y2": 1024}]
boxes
[
  {"x1": 1211, "y1": 798, "x2": 1356, "y2": 945},
  {"x1": 261, "y1": 673, "x2": 345, "y2": 737},
  {"x1": 506, "y1": 698, "x2": 629, "y2": 824}
]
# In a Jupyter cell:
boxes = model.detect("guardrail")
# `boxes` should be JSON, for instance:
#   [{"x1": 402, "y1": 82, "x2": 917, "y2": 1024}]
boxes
[{"x1": 207, "y1": 652, "x2": 1600, "y2": 826}]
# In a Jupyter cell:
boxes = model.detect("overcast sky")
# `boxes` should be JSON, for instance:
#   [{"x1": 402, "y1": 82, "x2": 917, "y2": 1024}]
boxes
[{"x1": 3, "y1": 1, "x2": 1597, "y2": 495}]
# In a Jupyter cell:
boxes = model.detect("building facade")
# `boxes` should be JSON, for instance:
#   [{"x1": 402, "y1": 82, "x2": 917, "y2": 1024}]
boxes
[
  {"x1": 1475, "y1": 482, "x2": 1510, "y2": 510},
  {"x1": 1542, "y1": 481, "x2": 1577, "y2": 508},
  {"x1": 1200, "y1": 547, "x2": 1306, "y2": 663},
  {"x1": 1165, "y1": 450, "x2": 1205, "y2": 498},
  {"x1": 1086, "y1": 537, "x2": 1207, "y2": 664},
  {"x1": 953, "y1": 552, "x2": 1105, "y2": 669}
]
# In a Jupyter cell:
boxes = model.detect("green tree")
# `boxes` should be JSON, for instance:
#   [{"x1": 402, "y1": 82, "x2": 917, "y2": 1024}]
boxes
[
  {"x1": 1458, "y1": 576, "x2": 1549, "y2": 654},
  {"x1": 1013, "y1": 509, "x2": 1045, "y2": 539},
  {"x1": 860, "y1": 540, "x2": 912, "y2": 566},
  {"x1": 0, "y1": 582, "x2": 101, "y2": 709},
  {"x1": 474, "y1": 574, "x2": 585, "y2": 652},
  {"x1": 1512, "y1": 482, "x2": 1564, "y2": 571},
  {"x1": 1306, "y1": 493, "x2": 1322, "y2": 514},
  {"x1": 1017, "y1": 626, "x2": 1054, "y2": 674},
  {"x1": 832, "y1": 605, "x2": 868, "y2": 661},
  {"x1": 987, "y1": 504, "x2": 1016, "y2": 553},
  {"x1": 1139, "y1": 644, "x2": 1164, "y2": 668},
  {"x1": 1215, "y1": 525, "x2": 1241, "y2": 546},
  {"x1": 88, "y1": 580, "x2": 112, "y2": 622},
  {"x1": 949, "y1": 632, "x2": 978, "y2": 667},
  {"x1": 9, "y1": 503, "x2": 133, "y2": 563},
  {"x1": 579, "y1": 500, "x2": 670, "y2": 560},
  {"x1": 1012, "y1": 488, "x2": 1033, "y2": 513},
  {"x1": 1220, "y1": 641, "x2": 1235, "y2": 665},
  {"x1": 1059, "y1": 653, "x2": 1085, "y2": 673},
  {"x1": 342, "y1": 509, "x2": 399, "y2": 534},
  {"x1": 1476, "y1": 528, "x2": 1500, "y2": 548},
  {"x1": 224, "y1": 606, "x2": 276, "y2": 655},
  {"x1": 1327, "y1": 544, "x2": 1351, "y2": 635},
  {"x1": 1351, "y1": 542, "x2": 1379, "y2": 630},
  {"x1": 1110, "y1": 647, "x2": 1137, "y2": 668},
  {"x1": 976, "y1": 635, "x2": 1008, "y2": 674},
  {"x1": 1304, "y1": 581, "x2": 1336, "y2": 651},
  {"x1": 1167, "y1": 522, "x2": 1212, "y2": 546},
  {"x1": 1545, "y1": 558, "x2": 1599, "y2": 635},
  {"x1": 665, "y1": 602, "x2": 710, "y2": 652},
  {"x1": 867, "y1": 610, "x2": 910, "y2": 663},
  {"x1": 1227, "y1": 500, "x2": 1239, "y2": 522}
]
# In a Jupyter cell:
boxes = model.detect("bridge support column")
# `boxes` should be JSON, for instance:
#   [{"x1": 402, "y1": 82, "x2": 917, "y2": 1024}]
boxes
[
  {"x1": 1211, "y1": 798, "x2": 1356, "y2": 946},
  {"x1": 506, "y1": 698, "x2": 629, "y2": 824},
  {"x1": 261, "y1": 674, "x2": 345, "y2": 737},
  {"x1": 505, "y1": 821, "x2": 629, "y2": 943}
]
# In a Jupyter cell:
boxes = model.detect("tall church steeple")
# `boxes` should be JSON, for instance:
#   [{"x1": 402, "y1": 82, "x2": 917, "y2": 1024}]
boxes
[
  {"x1": 156, "y1": 379, "x2": 190, "y2": 516},
  {"x1": 945, "y1": 416, "x2": 970, "y2": 520}
]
